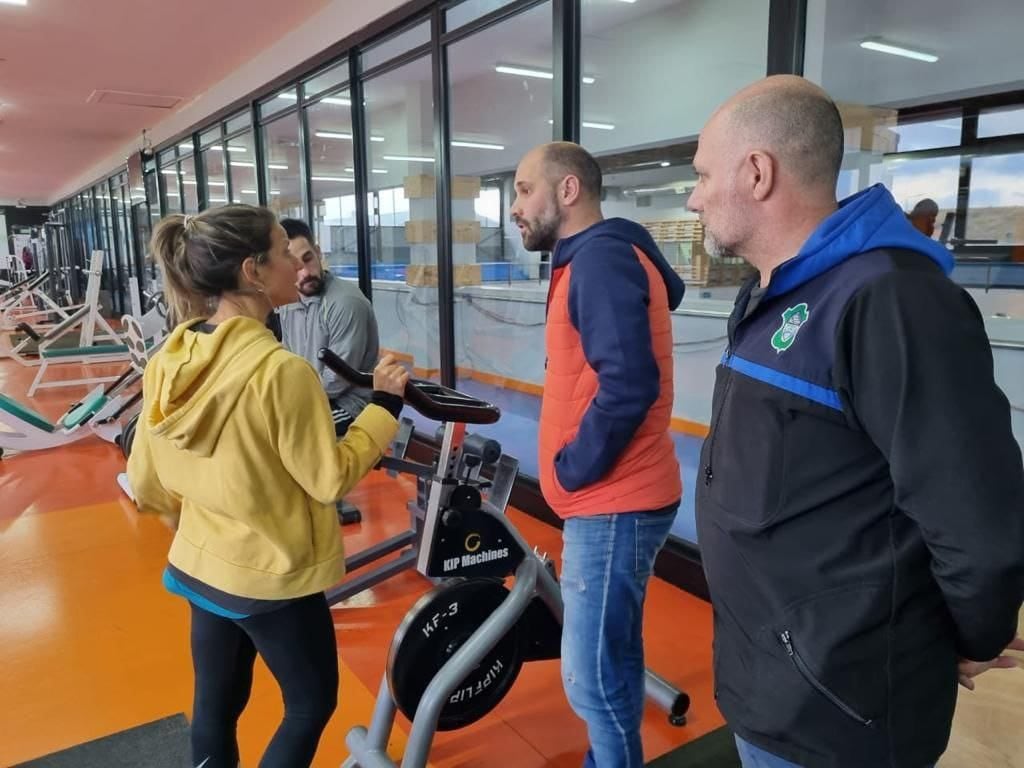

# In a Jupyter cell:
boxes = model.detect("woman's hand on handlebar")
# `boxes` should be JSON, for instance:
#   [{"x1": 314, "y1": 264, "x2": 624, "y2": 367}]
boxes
[{"x1": 373, "y1": 354, "x2": 410, "y2": 397}]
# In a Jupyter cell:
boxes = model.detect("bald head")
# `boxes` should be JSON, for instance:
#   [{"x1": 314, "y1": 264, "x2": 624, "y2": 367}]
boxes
[
  {"x1": 908, "y1": 197, "x2": 939, "y2": 237},
  {"x1": 512, "y1": 142, "x2": 604, "y2": 252},
  {"x1": 910, "y1": 198, "x2": 939, "y2": 217},
  {"x1": 688, "y1": 76, "x2": 845, "y2": 282},
  {"x1": 719, "y1": 75, "x2": 845, "y2": 191}
]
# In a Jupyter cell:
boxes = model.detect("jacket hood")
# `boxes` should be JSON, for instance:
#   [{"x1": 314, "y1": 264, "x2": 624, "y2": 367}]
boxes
[{"x1": 144, "y1": 316, "x2": 282, "y2": 457}]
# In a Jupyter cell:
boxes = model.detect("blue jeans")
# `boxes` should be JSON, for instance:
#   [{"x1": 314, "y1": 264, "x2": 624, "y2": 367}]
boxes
[
  {"x1": 560, "y1": 506, "x2": 677, "y2": 768},
  {"x1": 735, "y1": 737, "x2": 802, "y2": 768},
  {"x1": 735, "y1": 736, "x2": 936, "y2": 768}
]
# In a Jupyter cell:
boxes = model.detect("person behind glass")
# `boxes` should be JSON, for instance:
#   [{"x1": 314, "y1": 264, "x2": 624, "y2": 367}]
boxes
[
  {"x1": 276, "y1": 218, "x2": 380, "y2": 436},
  {"x1": 908, "y1": 197, "x2": 940, "y2": 238},
  {"x1": 126, "y1": 205, "x2": 409, "y2": 768},
  {"x1": 687, "y1": 75, "x2": 1023, "y2": 768},
  {"x1": 512, "y1": 142, "x2": 685, "y2": 768}
]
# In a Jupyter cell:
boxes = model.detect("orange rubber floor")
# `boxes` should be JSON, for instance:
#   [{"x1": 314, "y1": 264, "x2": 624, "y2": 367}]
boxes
[{"x1": 0, "y1": 355, "x2": 721, "y2": 767}]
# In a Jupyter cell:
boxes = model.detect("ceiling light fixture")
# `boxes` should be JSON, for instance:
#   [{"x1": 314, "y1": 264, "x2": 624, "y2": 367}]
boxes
[
  {"x1": 547, "y1": 119, "x2": 616, "y2": 130},
  {"x1": 451, "y1": 140, "x2": 505, "y2": 150},
  {"x1": 311, "y1": 176, "x2": 355, "y2": 182},
  {"x1": 382, "y1": 154, "x2": 434, "y2": 163},
  {"x1": 859, "y1": 38, "x2": 938, "y2": 63},
  {"x1": 496, "y1": 65, "x2": 595, "y2": 84}
]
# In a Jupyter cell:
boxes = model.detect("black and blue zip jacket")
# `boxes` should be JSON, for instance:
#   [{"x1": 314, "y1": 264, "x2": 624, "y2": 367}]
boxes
[{"x1": 696, "y1": 184, "x2": 1024, "y2": 768}]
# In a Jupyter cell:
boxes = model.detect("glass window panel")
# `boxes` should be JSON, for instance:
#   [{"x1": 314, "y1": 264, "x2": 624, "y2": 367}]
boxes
[
  {"x1": 157, "y1": 148, "x2": 177, "y2": 167},
  {"x1": 978, "y1": 106, "x2": 1024, "y2": 139},
  {"x1": 805, "y1": 0, "x2": 1024, "y2": 113},
  {"x1": 225, "y1": 111, "x2": 251, "y2": 135},
  {"x1": 145, "y1": 171, "x2": 159, "y2": 214},
  {"x1": 867, "y1": 154, "x2": 961, "y2": 241},
  {"x1": 446, "y1": 0, "x2": 511, "y2": 30},
  {"x1": 202, "y1": 145, "x2": 228, "y2": 208},
  {"x1": 226, "y1": 131, "x2": 258, "y2": 205},
  {"x1": 891, "y1": 113, "x2": 962, "y2": 152},
  {"x1": 308, "y1": 90, "x2": 358, "y2": 274},
  {"x1": 260, "y1": 87, "x2": 298, "y2": 121},
  {"x1": 576, "y1": 0, "x2": 768, "y2": 542},
  {"x1": 363, "y1": 54, "x2": 438, "y2": 381},
  {"x1": 200, "y1": 127, "x2": 222, "y2": 148},
  {"x1": 580, "y1": 0, "x2": 769, "y2": 154},
  {"x1": 261, "y1": 114, "x2": 304, "y2": 219},
  {"x1": 361, "y1": 20, "x2": 430, "y2": 72},
  {"x1": 446, "y1": 1, "x2": 552, "y2": 480},
  {"x1": 180, "y1": 156, "x2": 199, "y2": 214},
  {"x1": 304, "y1": 60, "x2": 349, "y2": 100},
  {"x1": 966, "y1": 153, "x2": 1024, "y2": 246},
  {"x1": 162, "y1": 164, "x2": 182, "y2": 215}
]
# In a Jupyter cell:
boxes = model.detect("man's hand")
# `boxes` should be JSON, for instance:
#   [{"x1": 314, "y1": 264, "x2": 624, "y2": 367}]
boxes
[{"x1": 958, "y1": 635, "x2": 1024, "y2": 690}]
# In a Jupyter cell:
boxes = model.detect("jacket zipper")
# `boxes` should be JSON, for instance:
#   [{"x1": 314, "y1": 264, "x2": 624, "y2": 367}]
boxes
[
  {"x1": 703, "y1": 351, "x2": 733, "y2": 486},
  {"x1": 780, "y1": 631, "x2": 874, "y2": 726}
]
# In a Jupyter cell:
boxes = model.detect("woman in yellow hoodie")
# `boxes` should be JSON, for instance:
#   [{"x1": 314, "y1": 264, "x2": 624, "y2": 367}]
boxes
[{"x1": 127, "y1": 205, "x2": 409, "y2": 768}]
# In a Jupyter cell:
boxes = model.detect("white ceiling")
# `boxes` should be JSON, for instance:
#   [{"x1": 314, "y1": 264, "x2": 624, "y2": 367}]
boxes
[{"x1": 0, "y1": 0, "x2": 336, "y2": 205}]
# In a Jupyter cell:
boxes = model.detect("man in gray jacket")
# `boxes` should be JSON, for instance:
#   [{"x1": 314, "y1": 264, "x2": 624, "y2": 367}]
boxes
[
  {"x1": 278, "y1": 220, "x2": 381, "y2": 524},
  {"x1": 278, "y1": 219, "x2": 380, "y2": 423}
]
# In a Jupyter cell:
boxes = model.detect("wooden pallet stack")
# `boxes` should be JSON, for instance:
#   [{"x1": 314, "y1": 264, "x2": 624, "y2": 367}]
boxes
[
  {"x1": 404, "y1": 174, "x2": 483, "y2": 287},
  {"x1": 642, "y1": 219, "x2": 755, "y2": 286}
]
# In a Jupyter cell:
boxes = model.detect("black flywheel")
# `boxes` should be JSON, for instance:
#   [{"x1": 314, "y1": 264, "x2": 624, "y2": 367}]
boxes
[{"x1": 387, "y1": 578, "x2": 524, "y2": 730}]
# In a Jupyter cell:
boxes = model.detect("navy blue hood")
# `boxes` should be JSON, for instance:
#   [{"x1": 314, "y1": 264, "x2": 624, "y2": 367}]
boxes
[
  {"x1": 554, "y1": 217, "x2": 686, "y2": 309},
  {"x1": 766, "y1": 184, "x2": 954, "y2": 299}
]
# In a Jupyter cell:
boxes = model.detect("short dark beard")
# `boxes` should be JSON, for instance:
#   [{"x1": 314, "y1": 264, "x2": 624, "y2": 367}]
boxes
[
  {"x1": 298, "y1": 276, "x2": 324, "y2": 297},
  {"x1": 519, "y1": 196, "x2": 563, "y2": 252}
]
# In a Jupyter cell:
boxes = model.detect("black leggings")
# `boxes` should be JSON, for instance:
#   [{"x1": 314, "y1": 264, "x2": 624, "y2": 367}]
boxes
[{"x1": 189, "y1": 592, "x2": 339, "y2": 768}]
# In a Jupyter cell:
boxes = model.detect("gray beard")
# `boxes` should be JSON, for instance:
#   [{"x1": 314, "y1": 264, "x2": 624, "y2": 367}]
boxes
[{"x1": 704, "y1": 231, "x2": 734, "y2": 260}]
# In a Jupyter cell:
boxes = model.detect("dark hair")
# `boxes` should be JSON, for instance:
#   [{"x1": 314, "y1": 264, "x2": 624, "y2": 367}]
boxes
[
  {"x1": 731, "y1": 85, "x2": 845, "y2": 190},
  {"x1": 149, "y1": 204, "x2": 278, "y2": 325},
  {"x1": 542, "y1": 142, "x2": 603, "y2": 202},
  {"x1": 280, "y1": 217, "x2": 315, "y2": 245}
]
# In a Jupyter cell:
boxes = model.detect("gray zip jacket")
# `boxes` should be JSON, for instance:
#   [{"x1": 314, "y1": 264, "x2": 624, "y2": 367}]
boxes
[{"x1": 277, "y1": 272, "x2": 379, "y2": 415}]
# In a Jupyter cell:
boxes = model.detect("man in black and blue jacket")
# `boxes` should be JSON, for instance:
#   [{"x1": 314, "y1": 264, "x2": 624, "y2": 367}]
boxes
[{"x1": 688, "y1": 75, "x2": 1024, "y2": 768}]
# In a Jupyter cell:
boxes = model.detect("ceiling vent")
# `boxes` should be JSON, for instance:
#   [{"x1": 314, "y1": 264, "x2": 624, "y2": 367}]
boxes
[{"x1": 87, "y1": 89, "x2": 183, "y2": 109}]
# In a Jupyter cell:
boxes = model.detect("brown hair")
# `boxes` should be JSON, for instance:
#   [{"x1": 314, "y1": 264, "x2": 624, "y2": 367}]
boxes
[
  {"x1": 149, "y1": 204, "x2": 278, "y2": 325},
  {"x1": 542, "y1": 141, "x2": 603, "y2": 202}
]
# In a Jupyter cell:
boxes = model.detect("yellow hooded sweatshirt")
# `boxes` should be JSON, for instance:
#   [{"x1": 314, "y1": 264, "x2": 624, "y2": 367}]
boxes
[{"x1": 127, "y1": 315, "x2": 399, "y2": 600}]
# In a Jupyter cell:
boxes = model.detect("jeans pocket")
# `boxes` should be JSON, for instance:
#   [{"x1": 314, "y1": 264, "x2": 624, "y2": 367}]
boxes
[{"x1": 634, "y1": 512, "x2": 674, "y2": 581}]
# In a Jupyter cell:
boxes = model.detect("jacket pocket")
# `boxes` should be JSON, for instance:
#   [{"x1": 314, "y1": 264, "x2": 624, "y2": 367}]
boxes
[
  {"x1": 703, "y1": 379, "x2": 787, "y2": 527},
  {"x1": 779, "y1": 630, "x2": 875, "y2": 726},
  {"x1": 718, "y1": 583, "x2": 889, "y2": 741}
]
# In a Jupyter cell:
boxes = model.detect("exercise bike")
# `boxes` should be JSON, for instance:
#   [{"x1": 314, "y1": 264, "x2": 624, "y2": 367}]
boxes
[{"x1": 318, "y1": 351, "x2": 690, "y2": 768}]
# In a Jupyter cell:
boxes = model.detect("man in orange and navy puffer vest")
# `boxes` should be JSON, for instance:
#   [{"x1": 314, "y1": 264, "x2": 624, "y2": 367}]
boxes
[{"x1": 513, "y1": 142, "x2": 685, "y2": 768}]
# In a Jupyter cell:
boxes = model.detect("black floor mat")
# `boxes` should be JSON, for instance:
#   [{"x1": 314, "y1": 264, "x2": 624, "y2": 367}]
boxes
[
  {"x1": 647, "y1": 726, "x2": 741, "y2": 768},
  {"x1": 13, "y1": 714, "x2": 191, "y2": 768}
]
